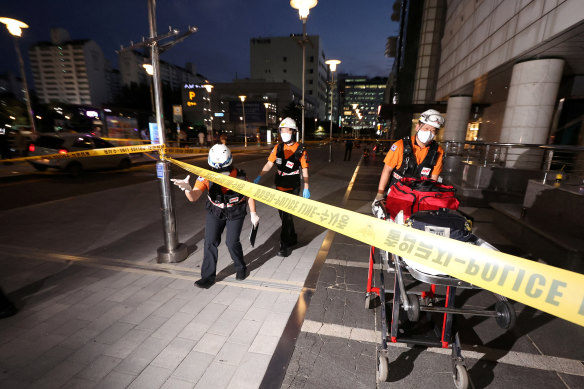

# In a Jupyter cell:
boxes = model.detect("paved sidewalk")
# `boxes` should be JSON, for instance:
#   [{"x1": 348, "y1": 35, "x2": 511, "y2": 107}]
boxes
[
  {"x1": 0, "y1": 144, "x2": 354, "y2": 388},
  {"x1": 280, "y1": 154, "x2": 584, "y2": 389}
]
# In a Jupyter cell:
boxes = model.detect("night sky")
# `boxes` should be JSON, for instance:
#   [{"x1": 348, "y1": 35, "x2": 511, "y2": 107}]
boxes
[{"x1": 0, "y1": 0, "x2": 397, "y2": 84}]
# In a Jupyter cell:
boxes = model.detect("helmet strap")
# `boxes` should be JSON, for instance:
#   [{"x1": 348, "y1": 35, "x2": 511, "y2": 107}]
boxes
[{"x1": 213, "y1": 166, "x2": 232, "y2": 173}]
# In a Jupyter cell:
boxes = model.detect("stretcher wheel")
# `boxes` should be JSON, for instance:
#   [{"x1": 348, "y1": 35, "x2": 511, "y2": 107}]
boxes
[
  {"x1": 377, "y1": 354, "x2": 389, "y2": 382},
  {"x1": 453, "y1": 364, "x2": 469, "y2": 389},
  {"x1": 495, "y1": 300, "x2": 516, "y2": 330},
  {"x1": 406, "y1": 294, "x2": 420, "y2": 322}
]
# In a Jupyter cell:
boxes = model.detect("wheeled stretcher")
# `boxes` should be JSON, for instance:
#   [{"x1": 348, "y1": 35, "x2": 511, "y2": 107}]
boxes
[{"x1": 365, "y1": 208, "x2": 516, "y2": 388}]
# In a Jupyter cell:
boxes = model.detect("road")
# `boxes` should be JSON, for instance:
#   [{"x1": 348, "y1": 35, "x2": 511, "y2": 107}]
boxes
[{"x1": 0, "y1": 151, "x2": 270, "y2": 211}]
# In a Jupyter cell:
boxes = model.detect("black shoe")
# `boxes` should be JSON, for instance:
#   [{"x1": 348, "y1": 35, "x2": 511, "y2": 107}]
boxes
[
  {"x1": 0, "y1": 304, "x2": 17, "y2": 319},
  {"x1": 278, "y1": 247, "x2": 290, "y2": 257},
  {"x1": 236, "y1": 269, "x2": 248, "y2": 281},
  {"x1": 194, "y1": 278, "x2": 215, "y2": 289},
  {"x1": 289, "y1": 238, "x2": 298, "y2": 247}
]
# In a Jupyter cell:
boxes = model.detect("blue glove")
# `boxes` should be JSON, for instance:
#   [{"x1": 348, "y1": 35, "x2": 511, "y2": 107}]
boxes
[
  {"x1": 303, "y1": 188, "x2": 311, "y2": 199},
  {"x1": 253, "y1": 175, "x2": 261, "y2": 184}
]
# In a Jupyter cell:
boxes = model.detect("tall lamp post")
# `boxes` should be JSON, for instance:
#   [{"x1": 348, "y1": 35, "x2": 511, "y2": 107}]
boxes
[
  {"x1": 290, "y1": 0, "x2": 317, "y2": 144},
  {"x1": 148, "y1": 0, "x2": 187, "y2": 263},
  {"x1": 263, "y1": 102, "x2": 269, "y2": 144},
  {"x1": 0, "y1": 17, "x2": 36, "y2": 135},
  {"x1": 203, "y1": 84, "x2": 214, "y2": 145},
  {"x1": 239, "y1": 95, "x2": 247, "y2": 147},
  {"x1": 325, "y1": 59, "x2": 340, "y2": 163}
]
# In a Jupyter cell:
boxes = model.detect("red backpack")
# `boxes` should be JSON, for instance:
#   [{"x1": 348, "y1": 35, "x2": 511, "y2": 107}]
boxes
[{"x1": 385, "y1": 177, "x2": 459, "y2": 220}]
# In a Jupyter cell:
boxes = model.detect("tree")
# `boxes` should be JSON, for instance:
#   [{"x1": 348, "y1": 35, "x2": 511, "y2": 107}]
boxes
[{"x1": 391, "y1": 0, "x2": 402, "y2": 22}]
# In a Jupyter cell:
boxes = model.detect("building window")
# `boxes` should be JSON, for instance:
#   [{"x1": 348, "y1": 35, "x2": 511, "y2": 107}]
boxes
[
  {"x1": 283, "y1": 56, "x2": 287, "y2": 62},
  {"x1": 283, "y1": 69, "x2": 287, "y2": 73},
  {"x1": 309, "y1": 56, "x2": 314, "y2": 62}
]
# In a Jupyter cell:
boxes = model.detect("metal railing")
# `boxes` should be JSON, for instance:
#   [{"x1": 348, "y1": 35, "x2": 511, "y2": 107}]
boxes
[{"x1": 442, "y1": 140, "x2": 584, "y2": 184}]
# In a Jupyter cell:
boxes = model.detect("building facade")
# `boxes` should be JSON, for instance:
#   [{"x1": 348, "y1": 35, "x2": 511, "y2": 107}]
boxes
[
  {"x1": 250, "y1": 35, "x2": 327, "y2": 119},
  {"x1": 28, "y1": 28, "x2": 113, "y2": 106},
  {"x1": 210, "y1": 79, "x2": 312, "y2": 140},
  {"x1": 118, "y1": 50, "x2": 201, "y2": 91},
  {"x1": 339, "y1": 75, "x2": 388, "y2": 133}
]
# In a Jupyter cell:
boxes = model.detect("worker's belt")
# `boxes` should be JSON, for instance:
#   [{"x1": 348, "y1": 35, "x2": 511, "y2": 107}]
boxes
[
  {"x1": 277, "y1": 170, "x2": 300, "y2": 176},
  {"x1": 207, "y1": 196, "x2": 244, "y2": 208}
]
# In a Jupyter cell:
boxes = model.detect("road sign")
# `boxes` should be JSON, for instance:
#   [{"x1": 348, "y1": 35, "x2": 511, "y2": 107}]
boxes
[{"x1": 173, "y1": 105, "x2": 183, "y2": 123}]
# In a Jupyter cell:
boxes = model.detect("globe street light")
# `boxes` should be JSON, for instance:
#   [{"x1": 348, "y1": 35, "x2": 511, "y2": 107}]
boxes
[
  {"x1": 290, "y1": 0, "x2": 317, "y2": 144},
  {"x1": 325, "y1": 59, "x2": 340, "y2": 163},
  {"x1": 0, "y1": 17, "x2": 36, "y2": 134},
  {"x1": 239, "y1": 95, "x2": 247, "y2": 147},
  {"x1": 203, "y1": 84, "x2": 214, "y2": 145}
]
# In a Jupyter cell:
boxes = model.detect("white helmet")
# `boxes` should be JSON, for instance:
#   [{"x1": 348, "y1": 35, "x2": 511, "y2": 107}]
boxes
[
  {"x1": 419, "y1": 109, "x2": 445, "y2": 129},
  {"x1": 208, "y1": 144, "x2": 232, "y2": 169},
  {"x1": 279, "y1": 117, "x2": 297, "y2": 131}
]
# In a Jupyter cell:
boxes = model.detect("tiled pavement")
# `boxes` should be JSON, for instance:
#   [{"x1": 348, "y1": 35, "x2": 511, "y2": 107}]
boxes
[
  {"x1": 281, "y1": 156, "x2": 584, "y2": 389},
  {"x1": 1, "y1": 145, "x2": 583, "y2": 389},
  {"x1": 0, "y1": 144, "x2": 353, "y2": 388}
]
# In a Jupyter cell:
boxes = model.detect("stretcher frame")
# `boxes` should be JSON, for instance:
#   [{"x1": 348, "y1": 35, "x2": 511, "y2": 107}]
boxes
[{"x1": 365, "y1": 217, "x2": 516, "y2": 388}]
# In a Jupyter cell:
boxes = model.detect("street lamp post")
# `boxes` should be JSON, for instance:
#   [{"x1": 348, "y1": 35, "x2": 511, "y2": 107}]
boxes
[
  {"x1": 239, "y1": 95, "x2": 247, "y2": 147},
  {"x1": 263, "y1": 102, "x2": 269, "y2": 144},
  {"x1": 325, "y1": 59, "x2": 340, "y2": 163},
  {"x1": 204, "y1": 84, "x2": 214, "y2": 145},
  {"x1": 147, "y1": 0, "x2": 187, "y2": 263},
  {"x1": 290, "y1": 0, "x2": 317, "y2": 144},
  {"x1": 0, "y1": 17, "x2": 36, "y2": 135}
]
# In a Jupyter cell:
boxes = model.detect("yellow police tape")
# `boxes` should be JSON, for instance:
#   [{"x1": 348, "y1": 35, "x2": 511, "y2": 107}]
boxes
[
  {"x1": 1, "y1": 144, "x2": 165, "y2": 163},
  {"x1": 0, "y1": 144, "x2": 266, "y2": 163},
  {"x1": 164, "y1": 155, "x2": 584, "y2": 327}
]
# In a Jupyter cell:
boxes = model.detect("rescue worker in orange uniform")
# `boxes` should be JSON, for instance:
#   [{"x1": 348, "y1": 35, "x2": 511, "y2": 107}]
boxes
[
  {"x1": 373, "y1": 109, "x2": 446, "y2": 213},
  {"x1": 172, "y1": 144, "x2": 259, "y2": 289},
  {"x1": 253, "y1": 117, "x2": 310, "y2": 257}
]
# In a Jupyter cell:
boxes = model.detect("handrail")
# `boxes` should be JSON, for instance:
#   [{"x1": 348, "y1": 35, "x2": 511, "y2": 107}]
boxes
[{"x1": 440, "y1": 140, "x2": 584, "y2": 182}]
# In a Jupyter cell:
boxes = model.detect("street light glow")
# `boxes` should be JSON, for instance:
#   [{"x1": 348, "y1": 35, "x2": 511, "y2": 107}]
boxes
[
  {"x1": 142, "y1": 64, "x2": 154, "y2": 76},
  {"x1": 239, "y1": 95, "x2": 246, "y2": 102},
  {"x1": 325, "y1": 59, "x2": 341, "y2": 72},
  {"x1": 0, "y1": 17, "x2": 28, "y2": 37},
  {"x1": 203, "y1": 84, "x2": 214, "y2": 93},
  {"x1": 290, "y1": 0, "x2": 318, "y2": 20}
]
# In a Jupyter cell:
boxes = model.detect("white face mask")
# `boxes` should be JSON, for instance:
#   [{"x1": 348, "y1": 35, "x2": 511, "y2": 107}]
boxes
[
  {"x1": 280, "y1": 132, "x2": 293, "y2": 143},
  {"x1": 417, "y1": 130, "x2": 434, "y2": 144}
]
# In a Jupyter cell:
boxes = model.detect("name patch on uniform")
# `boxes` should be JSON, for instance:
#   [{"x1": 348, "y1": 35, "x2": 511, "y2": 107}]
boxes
[
  {"x1": 229, "y1": 197, "x2": 240, "y2": 203},
  {"x1": 276, "y1": 158, "x2": 282, "y2": 164},
  {"x1": 286, "y1": 161, "x2": 294, "y2": 169},
  {"x1": 390, "y1": 144, "x2": 397, "y2": 151},
  {"x1": 421, "y1": 167, "x2": 431, "y2": 176}
]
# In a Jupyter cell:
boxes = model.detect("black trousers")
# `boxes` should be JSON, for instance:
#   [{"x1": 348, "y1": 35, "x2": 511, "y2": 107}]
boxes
[
  {"x1": 278, "y1": 186, "x2": 300, "y2": 247},
  {"x1": 344, "y1": 146, "x2": 352, "y2": 161},
  {"x1": 202, "y1": 212, "x2": 246, "y2": 280}
]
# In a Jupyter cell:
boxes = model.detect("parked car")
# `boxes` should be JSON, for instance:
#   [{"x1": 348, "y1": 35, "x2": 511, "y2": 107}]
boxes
[{"x1": 28, "y1": 133, "x2": 131, "y2": 175}]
